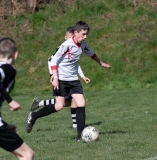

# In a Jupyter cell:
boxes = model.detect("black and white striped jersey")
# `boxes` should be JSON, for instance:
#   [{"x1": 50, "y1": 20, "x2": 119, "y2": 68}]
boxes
[{"x1": 0, "y1": 61, "x2": 16, "y2": 107}]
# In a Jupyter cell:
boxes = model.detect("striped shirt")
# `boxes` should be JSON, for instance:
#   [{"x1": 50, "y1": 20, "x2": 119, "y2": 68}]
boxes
[{"x1": 0, "y1": 61, "x2": 16, "y2": 125}]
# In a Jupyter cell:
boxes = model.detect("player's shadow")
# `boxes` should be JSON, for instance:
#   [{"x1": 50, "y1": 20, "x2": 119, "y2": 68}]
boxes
[
  {"x1": 37, "y1": 128, "x2": 52, "y2": 132},
  {"x1": 85, "y1": 121, "x2": 103, "y2": 127},
  {"x1": 85, "y1": 121, "x2": 127, "y2": 135},
  {"x1": 99, "y1": 130, "x2": 127, "y2": 135}
]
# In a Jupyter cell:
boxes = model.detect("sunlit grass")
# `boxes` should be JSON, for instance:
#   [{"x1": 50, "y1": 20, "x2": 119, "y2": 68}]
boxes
[{"x1": 1, "y1": 88, "x2": 157, "y2": 159}]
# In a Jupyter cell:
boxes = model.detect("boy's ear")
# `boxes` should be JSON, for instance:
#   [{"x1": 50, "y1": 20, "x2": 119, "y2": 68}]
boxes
[
  {"x1": 14, "y1": 51, "x2": 18, "y2": 60},
  {"x1": 74, "y1": 30, "x2": 78, "y2": 35}
]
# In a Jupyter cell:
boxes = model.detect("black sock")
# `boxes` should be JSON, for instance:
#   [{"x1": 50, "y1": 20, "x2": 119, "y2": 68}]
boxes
[
  {"x1": 71, "y1": 108, "x2": 77, "y2": 128},
  {"x1": 33, "y1": 104, "x2": 57, "y2": 120},
  {"x1": 76, "y1": 107, "x2": 85, "y2": 138}
]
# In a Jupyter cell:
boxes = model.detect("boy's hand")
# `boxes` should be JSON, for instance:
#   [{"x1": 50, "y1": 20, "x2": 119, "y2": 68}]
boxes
[
  {"x1": 9, "y1": 100, "x2": 21, "y2": 111},
  {"x1": 8, "y1": 124, "x2": 17, "y2": 132},
  {"x1": 82, "y1": 76, "x2": 90, "y2": 84},
  {"x1": 52, "y1": 78, "x2": 59, "y2": 90},
  {"x1": 50, "y1": 75, "x2": 54, "y2": 83},
  {"x1": 100, "y1": 61, "x2": 111, "y2": 68}
]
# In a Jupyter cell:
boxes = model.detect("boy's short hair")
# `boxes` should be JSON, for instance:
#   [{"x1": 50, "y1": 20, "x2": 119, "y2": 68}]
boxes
[
  {"x1": 73, "y1": 21, "x2": 90, "y2": 33},
  {"x1": 0, "y1": 38, "x2": 17, "y2": 58},
  {"x1": 66, "y1": 27, "x2": 74, "y2": 34}
]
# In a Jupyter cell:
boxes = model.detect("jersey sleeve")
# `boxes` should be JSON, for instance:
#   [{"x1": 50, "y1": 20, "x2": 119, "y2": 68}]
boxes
[
  {"x1": 0, "y1": 64, "x2": 16, "y2": 103},
  {"x1": 78, "y1": 65, "x2": 85, "y2": 78},
  {"x1": 51, "y1": 44, "x2": 69, "y2": 70},
  {"x1": 0, "y1": 81, "x2": 12, "y2": 103},
  {"x1": 82, "y1": 40, "x2": 96, "y2": 58},
  {"x1": 48, "y1": 56, "x2": 53, "y2": 76}
]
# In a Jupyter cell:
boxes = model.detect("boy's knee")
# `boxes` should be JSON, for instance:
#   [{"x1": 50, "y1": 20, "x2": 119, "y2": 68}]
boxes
[
  {"x1": 25, "y1": 149, "x2": 34, "y2": 160},
  {"x1": 55, "y1": 103, "x2": 64, "y2": 111},
  {"x1": 77, "y1": 101, "x2": 85, "y2": 107}
]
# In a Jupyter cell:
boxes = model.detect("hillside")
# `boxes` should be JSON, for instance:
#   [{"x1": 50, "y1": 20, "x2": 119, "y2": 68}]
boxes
[{"x1": 0, "y1": 0, "x2": 157, "y2": 95}]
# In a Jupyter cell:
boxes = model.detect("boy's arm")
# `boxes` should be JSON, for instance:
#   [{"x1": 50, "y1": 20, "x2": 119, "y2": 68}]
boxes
[
  {"x1": 78, "y1": 65, "x2": 90, "y2": 83},
  {"x1": 0, "y1": 81, "x2": 12, "y2": 103},
  {"x1": 48, "y1": 57, "x2": 53, "y2": 82},
  {"x1": 52, "y1": 69, "x2": 58, "y2": 90},
  {"x1": 48, "y1": 57, "x2": 53, "y2": 76},
  {"x1": 0, "y1": 81, "x2": 21, "y2": 111},
  {"x1": 83, "y1": 40, "x2": 111, "y2": 68},
  {"x1": 51, "y1": 44, "x2": 68, "y2": 89},
  {"x1": 91, "y1": 54, "x2": 111, "y2": 68},
  {"x1": 78, "y1": 65, "x2": 85, "y2": 78},
  {"x1": 82, "y1": 76, "x2": 90, "y2": 84}
]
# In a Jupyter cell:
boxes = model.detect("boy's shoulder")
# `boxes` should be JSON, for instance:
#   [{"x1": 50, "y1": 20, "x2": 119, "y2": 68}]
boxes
[
  {"x1": 0, "y1": 62, "x2": 16, "y2": 74},
  {"x1": 0, "y1": 62, "x2": 15, "y2": 69},
  {"x1": 61, "y1": 37, "x2": 73, "y2": 46}
]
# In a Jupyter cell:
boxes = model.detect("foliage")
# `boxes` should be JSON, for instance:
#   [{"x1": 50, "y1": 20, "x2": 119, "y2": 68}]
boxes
[{"x1": 0, "y1": 0, "x2": 157, "y2": 94}]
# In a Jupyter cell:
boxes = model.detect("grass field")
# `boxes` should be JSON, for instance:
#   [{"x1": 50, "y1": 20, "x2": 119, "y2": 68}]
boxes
[{"x1": 1, "y1": 88, "x2": 157, "y2": 160}]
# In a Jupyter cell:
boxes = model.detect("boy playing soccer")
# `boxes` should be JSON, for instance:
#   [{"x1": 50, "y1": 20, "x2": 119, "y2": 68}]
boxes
[
  {"x1": 27, "y1": 21, "x2": 111, "y2": 141},
  {"x1": 51, "y1": 21, "x2": 111, "y2": 141},
  {"x1": 0, "y1": 38, "x2": 34, "y2": 159},
  {"x1": 25, "y1": 27, "x2": 90, "y2": 133}
]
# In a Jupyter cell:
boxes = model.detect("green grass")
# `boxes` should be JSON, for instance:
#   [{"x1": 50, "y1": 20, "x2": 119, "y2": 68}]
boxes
[{"x1": 1, "y1": 88, "x2": 157, "y2": 160}]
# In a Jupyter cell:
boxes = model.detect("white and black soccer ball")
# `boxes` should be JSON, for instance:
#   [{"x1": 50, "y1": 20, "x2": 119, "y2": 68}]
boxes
[{"x1": 81, "y1": 126, "x2": 99, "y2": 143}]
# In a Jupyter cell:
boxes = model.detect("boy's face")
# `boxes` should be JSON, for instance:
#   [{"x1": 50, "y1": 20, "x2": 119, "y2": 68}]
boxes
[
  {"x1": 64, "y1": 32, "x2": 73, "y2": 40},
  {"x1": 74, "y1": 29, "x2": 88, "y2": 43}
]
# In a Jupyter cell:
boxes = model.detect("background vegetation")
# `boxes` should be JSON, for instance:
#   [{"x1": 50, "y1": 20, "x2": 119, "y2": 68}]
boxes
[{"x1": 0, "y1": 0, "x2": 157, "y2": 94}]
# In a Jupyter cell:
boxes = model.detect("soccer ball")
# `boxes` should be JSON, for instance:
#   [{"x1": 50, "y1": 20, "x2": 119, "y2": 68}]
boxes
[{"x1": 81, "y1": 126, "x2": 99, "y2": 143}]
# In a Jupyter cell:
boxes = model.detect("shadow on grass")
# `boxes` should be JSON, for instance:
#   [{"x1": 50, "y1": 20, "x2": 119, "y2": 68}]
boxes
[
  {"x1": 86, "y1": 121, "x2": 127, "y2": 134},
  {"x1": 36, "y1": 121, "x2": 126, "y2": 135},
  {"x1": 37, "y1": 128, "x2": 52, "y2": 132},
  {"x1": 85, "y1": 121, "x2": 103, "y2": 127},
  {"x1": 99, "y1": 130, "x2": 127, "y2": 135}
]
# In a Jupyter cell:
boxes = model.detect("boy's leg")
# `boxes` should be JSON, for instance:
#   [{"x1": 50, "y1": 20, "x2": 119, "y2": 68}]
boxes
[
  {"x1": 12, "y1": 142, "x2": 34, "y2": 160},
  {"x1": 70, "y1": 99, "x2": 77, "y2": 129},
  {"x1": 26, "y1": 96, "x2": 65, "y2": 133},
  {"x1": 71, "y1": 94, "x2": 86, "y2": 141},
  {"x1": 0, "y1": 124, "x2": 34, "y2": 160},
  {"x1": 32, "y1": 97, "x2": 66, "y2": 120},
  {"x1": 31, "y1": 97, "x2": 55, "y2": 111},
  {"x1": 26, "y1": 103, "x2": 57, "y2": 133},
  {"x1": 64, "y1": 94, "x2": 77, "y2": 129},
  {"x1": 38, "y1": 96, "x2": 76, "y2": 129}
]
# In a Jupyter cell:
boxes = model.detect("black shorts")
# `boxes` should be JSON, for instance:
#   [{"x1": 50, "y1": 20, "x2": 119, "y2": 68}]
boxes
[
  {"x1": 65, "y1": 94, "x2": 72, "y2": 101},
  {"x1": 0, "y1": 121, "x2": 23, "y2": 152},
  {"x1": 53, "y1": 80, "x2": 83, "y2": 97}
]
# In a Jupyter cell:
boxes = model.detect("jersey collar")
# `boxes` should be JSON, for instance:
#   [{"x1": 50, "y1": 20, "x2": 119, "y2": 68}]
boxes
[{"x1": 72, "y1": 36, "x2": 81, "y2": 47}]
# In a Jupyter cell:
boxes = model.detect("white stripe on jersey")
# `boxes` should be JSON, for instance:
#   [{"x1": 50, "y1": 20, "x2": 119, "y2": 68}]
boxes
[
  {"x1": 0, "y1": 68, "x2": 5, "y2": 82},
  {"x1": 6, "y1": 80, "x2": 14, "y2": 92},
  {"x1": 0, "y1": 117, "x2": 3, "y2": 127}
]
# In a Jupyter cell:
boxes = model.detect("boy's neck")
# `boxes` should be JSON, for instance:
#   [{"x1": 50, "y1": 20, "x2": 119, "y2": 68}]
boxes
[
  {"x1": 0, "y1": 58, "x2": 13, "y2": 65},
  {"x1": 72, "y1": 36, "x2": 81, "y2": 47}
]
